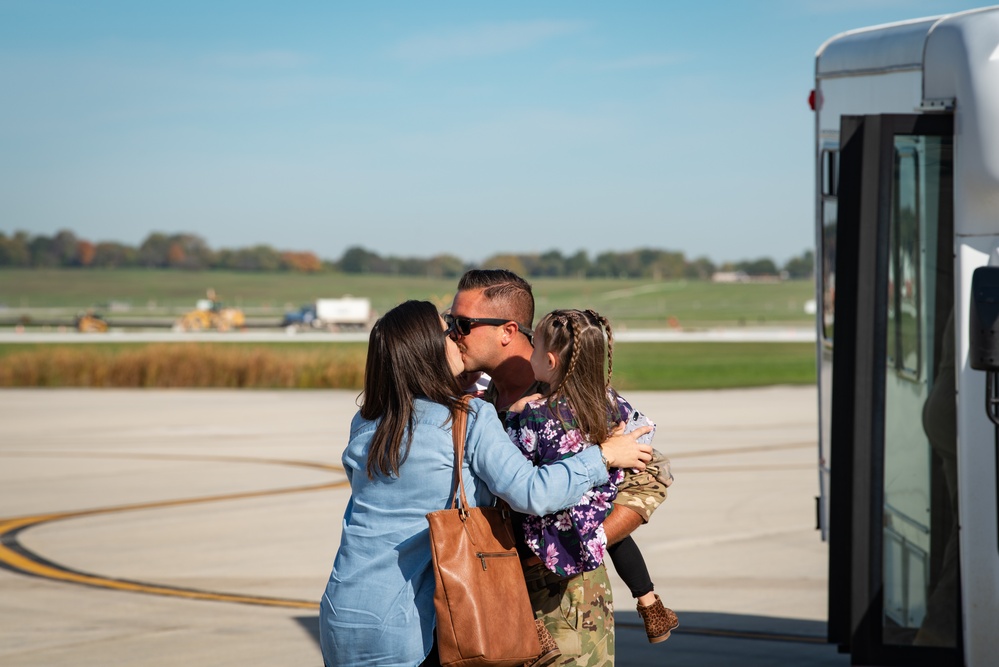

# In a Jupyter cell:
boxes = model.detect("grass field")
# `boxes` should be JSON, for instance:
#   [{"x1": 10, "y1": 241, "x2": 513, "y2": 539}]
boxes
[
  {"x1": 0, "y1": 268, "x2": 815, "y2": 329},
  {"x1": 0, "y1": 342, "x2": 816, "y2": 390},
  {"x1": 0, "y1": 270, "x2": 818, "y2": 389}
]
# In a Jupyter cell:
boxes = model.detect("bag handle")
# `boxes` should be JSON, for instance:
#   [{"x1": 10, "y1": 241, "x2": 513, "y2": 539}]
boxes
[{"x1": 449, "y1": 395, "x2": 472, "y2": 516}]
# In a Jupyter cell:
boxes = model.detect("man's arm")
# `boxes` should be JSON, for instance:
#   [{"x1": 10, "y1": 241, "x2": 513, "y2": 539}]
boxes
[
  {"x1": 604, "y1": 504, "x2": 645, "y2": 545},
  {"x1": 600, "y1": 420, "x2": 665, "y2": 544},
  {"x1": 606, "y1": 468, "x2": 669, "y2": 543}
]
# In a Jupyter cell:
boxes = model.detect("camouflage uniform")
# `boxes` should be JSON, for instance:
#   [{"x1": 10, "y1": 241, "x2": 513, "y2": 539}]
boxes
[
  {"x1": 613, "y1": 469, "x2": 668, "y2": 523},
  {"x1": 524, "y1": 562, "x2": 615, "y2": 667}
]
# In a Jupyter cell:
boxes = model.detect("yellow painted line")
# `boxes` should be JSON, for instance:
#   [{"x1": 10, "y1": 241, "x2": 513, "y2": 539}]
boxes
[
  {"x1": 0, "y1": 449, "x2": 343, "y2": 473},
  {"x1": 0, "y1": 452, "x2": 349, "y2": 609}
]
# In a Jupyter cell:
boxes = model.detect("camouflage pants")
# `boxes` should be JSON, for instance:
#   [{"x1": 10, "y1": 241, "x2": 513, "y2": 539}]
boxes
[
  {"x1": 613, "y1": 470, "x2": 667, "y2": 523},
  {"x1": 524, "y1": 562, "x2": 614, "y2": 667}
]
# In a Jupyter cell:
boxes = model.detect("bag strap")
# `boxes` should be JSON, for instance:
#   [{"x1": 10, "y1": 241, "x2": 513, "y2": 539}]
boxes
[{"x1": 450, "y1": 395, "x2": 472, "y2": 515}]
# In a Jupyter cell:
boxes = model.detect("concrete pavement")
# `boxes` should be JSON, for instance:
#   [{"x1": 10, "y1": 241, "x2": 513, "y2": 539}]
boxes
[{"x1": 0, "y1": 388, "x2": 847, "y2": 666}]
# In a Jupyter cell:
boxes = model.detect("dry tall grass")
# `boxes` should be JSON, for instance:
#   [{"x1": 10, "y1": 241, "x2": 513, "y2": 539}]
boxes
[{"x1": 0, "y1": 344, "x2": 367, "y2": 388}]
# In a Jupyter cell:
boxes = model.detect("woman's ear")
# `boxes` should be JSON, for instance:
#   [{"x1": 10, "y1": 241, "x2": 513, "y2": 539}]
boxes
[{"x1": 547, "y1": 352, "x2": 558, "y2": 371}]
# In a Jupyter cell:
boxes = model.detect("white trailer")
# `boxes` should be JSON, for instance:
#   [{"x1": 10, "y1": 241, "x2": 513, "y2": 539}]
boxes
[
  {"x1": 814, "y1": 6, "x2": 999, "y2": 665},
  {"x1": 314, "y1": 297, "x2": 371, "y2": 330},
  {"x1": 282, "y1": 297, "x2": 373, "y2": 331}
]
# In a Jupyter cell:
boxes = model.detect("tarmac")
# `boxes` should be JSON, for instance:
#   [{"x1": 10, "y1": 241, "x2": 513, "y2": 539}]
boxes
[{"x1": 0, "y1": 388, "x2": 850, "y2": 666}]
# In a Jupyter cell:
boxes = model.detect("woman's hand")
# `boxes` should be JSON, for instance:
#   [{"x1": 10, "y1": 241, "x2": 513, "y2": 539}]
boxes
[
  {"x1": 599, "y1": 422, "x2": 653, "y2": 470},
  {"x1": 507, "y1": 393, "x2": 543, "y2": 414}
]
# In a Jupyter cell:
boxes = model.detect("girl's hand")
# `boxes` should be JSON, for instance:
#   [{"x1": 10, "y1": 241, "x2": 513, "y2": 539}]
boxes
[
  {"x1": 599, "y1": 422, "x2": 653, "y2": 470},
  {"x1": 508, "y1": 393, "x2": 543, "y2": 414}
]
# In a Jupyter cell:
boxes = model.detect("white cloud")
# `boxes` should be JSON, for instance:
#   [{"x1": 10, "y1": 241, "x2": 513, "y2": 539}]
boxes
[{"x1": 391, "y1": 20, "x2": 586, "y2": 64}]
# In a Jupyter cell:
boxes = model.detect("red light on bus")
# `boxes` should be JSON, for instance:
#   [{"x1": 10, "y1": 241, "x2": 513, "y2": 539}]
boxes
[{"x1": 809, "y1": 89, "x2": 822, "y2": 111}]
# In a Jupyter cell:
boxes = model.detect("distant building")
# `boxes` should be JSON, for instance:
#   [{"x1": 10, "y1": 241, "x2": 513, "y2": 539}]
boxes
[
  {"x1": 711, "y1": 270, "x2": 783, "y2": 284},
  {"x1": 711, "y1": 271, "x2": 750, "y2": 283}
]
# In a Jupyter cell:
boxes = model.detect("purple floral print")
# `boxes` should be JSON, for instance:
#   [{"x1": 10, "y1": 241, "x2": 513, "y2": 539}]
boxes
[{"x1": 505, "y1": 393, "x2": 633, "y2": 577}]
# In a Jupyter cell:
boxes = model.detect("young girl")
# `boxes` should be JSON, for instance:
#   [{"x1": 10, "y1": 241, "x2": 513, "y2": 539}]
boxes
[{"x1": 506, "y1": 308, "x2": 679, "y2": 644}]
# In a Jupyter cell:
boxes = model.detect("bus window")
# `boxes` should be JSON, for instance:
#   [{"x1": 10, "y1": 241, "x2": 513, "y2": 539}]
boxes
[
  {"x1": 882, "y1": 133, "x2": 956, "y2": 649},
  {"x1": 888, "y1": 141, "x2": 922, "y2": 380},
  {"x1": 821, "y1": 148, "x2": 838, "y2": 341},
  {"x1": 822, "y1": 203, "x2": 836, "y2": 341},
  {"x1": 823, "y1": 148, "x2": 839, "y2": 196}
]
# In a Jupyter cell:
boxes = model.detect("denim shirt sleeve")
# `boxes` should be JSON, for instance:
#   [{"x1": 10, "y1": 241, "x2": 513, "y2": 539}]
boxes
[{"x1": 465, "y1": 399, "x2": 609, "y2": 516}]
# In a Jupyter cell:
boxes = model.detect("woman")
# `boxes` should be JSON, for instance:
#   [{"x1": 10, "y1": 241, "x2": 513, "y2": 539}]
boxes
[{"x1": 318, "y1": 300, "x2": 651, "y2": 667}]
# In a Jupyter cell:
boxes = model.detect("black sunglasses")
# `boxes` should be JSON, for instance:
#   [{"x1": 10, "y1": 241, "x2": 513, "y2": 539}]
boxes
[{"x1": 443, "y1": 313, "x2": 533, "y2": 345}]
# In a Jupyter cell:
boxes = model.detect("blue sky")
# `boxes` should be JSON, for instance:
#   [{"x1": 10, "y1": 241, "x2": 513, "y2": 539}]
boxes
[{"x1": 0, "y1": 0, "x2": 987, "y2": 265}]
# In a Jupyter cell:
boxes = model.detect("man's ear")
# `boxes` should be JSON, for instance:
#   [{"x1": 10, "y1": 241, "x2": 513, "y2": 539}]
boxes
[{"x1": 501, "y1": 321, "x2": 519, "y2": 344}]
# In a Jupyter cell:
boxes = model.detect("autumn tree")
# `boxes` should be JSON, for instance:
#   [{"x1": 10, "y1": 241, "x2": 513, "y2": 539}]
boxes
[
  {"x1": 281, "y1": 251, "x2": 323, "y2": 272},
  {"x1": 77, "y1": 240, "x2": 96, "y2": 267}
]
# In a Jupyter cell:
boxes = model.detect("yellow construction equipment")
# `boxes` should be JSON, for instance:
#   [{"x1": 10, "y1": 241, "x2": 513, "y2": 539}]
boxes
[
  {"x1": 174, "y1": 289, "x2": 246, "y2": 332},
  {"x1": 75, "y1": 312, "x2": 109, "y2": 333}
]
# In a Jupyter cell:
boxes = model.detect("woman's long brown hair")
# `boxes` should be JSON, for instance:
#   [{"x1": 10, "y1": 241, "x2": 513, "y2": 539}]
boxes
[{"x1": 360, "y1": 300, "x2": 466, "y2": 478}]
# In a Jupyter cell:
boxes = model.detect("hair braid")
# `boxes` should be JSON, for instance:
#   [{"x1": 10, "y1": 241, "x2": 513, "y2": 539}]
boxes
[
  {"x1": 551, "y1": 311, "x2": 579, "y2": 399},
  {"x1": 584, "y1": 308, "x2": 614, "y2": 389}
]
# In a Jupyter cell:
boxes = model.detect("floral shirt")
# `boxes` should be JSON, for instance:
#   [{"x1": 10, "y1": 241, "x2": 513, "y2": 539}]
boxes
[{"x1": 504, "y1": 392, "x2": 633, "y2": 577}]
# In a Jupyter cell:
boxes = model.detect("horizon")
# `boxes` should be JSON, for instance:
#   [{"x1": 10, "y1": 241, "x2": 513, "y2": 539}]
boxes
[{"x1": 0, "y1": 225, "x2": 812, "y2": 268}]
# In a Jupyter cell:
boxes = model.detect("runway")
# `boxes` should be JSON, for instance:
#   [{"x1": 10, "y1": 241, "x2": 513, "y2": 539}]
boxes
[{"x1": 0, "y1": 388, "x2": 846, "y2": 666}]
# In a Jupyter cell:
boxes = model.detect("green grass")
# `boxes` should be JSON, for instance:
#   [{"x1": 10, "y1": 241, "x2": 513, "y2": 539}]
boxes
[
  {"x1": 0, "y1": 342, "x2": 816, "y2": 390},
  {"x1": 0, "y1": 268, "x2": 815, "y2": 329},
  {"x1": 611, "y1": 342, "x2": 816, "y2": 390}
]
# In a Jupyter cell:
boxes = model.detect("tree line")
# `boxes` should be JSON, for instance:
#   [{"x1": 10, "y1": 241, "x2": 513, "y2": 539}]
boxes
[{"x1": 0, "y1": 229, "x2": 814, "y2": 279}]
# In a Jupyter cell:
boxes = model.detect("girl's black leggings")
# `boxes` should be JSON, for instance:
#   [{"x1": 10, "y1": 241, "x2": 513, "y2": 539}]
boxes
[{"x1": 607, "y1": 535, "x2": 654, "y2": 598}]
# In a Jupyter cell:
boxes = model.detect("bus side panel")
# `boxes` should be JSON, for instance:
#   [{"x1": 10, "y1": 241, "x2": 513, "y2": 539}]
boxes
[{"x1": 956, "y1": 239, "x2": 999, "y2": 667}]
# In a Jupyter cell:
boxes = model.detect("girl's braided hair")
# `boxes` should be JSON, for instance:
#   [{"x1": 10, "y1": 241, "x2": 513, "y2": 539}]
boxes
[{"x1": 536, "y1": 308, "x2": 617, "y2": 444}]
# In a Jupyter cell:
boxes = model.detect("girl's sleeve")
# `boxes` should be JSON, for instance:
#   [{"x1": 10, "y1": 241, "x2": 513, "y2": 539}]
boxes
[
  {"x1": 503, "y1": 407, "x2": 533, "y2": 461},
  {"x1": 466, "y1": 400, "x2": 608, "y2": 515}
]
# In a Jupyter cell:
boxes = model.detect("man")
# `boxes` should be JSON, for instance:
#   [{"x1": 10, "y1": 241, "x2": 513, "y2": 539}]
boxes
[{"x1": 448, "y1": 269, "x2": 668, "y2": 666}]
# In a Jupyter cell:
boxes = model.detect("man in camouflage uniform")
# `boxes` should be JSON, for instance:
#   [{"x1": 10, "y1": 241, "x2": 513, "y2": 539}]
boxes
[{"x1": 448, "y1": 269, "x2": 668, "y2": 666}]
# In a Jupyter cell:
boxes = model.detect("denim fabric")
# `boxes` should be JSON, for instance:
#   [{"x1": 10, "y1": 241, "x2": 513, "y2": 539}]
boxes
[{"x1": 319, "y1": 397, "x2": 608, "y2": 667}]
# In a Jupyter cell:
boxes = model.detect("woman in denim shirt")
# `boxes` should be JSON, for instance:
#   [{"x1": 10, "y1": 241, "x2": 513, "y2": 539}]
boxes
[{"x1": 318, "y1": 300, "x2": 651, "y2": 667}]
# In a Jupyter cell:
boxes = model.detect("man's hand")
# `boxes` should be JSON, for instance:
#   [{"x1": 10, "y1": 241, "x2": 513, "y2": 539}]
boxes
[
  {"x1": 599, "y1": 422, "x2": 653, "y2": 470},
  {"x1": 507, "y1": 393, "x2": 543, "y2": 414}
]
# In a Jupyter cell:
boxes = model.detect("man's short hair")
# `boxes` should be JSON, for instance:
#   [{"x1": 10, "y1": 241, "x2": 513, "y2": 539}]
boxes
[{"x1": 457, "y1": 269, "x2": 535, "y2": 328}]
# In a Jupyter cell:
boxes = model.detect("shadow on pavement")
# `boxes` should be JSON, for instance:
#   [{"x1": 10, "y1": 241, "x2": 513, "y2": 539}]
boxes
[
  {"x1": 617, "y1": 610, "x2": 849, "y2": 667},
  {"x1": 295, "y1": 615, "x2": 322, "y2": 652},
  {"x1": 297, "y1": 611, "x2": 849, "y2": 666}
]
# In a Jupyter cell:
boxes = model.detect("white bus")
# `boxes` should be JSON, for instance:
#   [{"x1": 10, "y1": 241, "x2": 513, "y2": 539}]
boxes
[{"x1": 814, "y1": 6, "x2": 999, "y2": 666}]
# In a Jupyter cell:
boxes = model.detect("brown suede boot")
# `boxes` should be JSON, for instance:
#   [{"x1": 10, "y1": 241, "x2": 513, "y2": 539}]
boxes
[
  {"x1": 637, "y1": 594, "x2": 679, "y2": 643},
  {"x1": 525, "y1": 618, "x2": 561, "y2": 667}
]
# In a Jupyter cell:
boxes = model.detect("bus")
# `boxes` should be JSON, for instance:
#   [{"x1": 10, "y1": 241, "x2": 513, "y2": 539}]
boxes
[{"x1": 814, "y1": 6, "x2": 999, "y2": 666}]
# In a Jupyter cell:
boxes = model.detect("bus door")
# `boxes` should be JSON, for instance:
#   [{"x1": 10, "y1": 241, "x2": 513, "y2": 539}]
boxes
[{"x1": 827, "y1": 113, "x2": 957, "y2": 666}]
